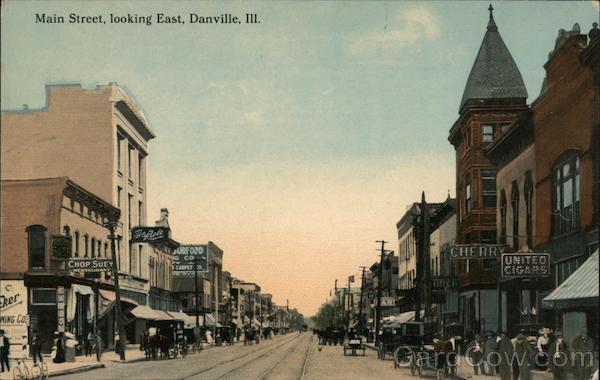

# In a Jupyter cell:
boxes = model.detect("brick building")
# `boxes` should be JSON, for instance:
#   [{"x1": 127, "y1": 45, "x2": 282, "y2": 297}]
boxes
[{"x1": 448, "y1": 7, "x2": 529, "y2": 335}]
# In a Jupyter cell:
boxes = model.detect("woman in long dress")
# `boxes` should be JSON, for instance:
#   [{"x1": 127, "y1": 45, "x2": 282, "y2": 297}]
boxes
[{"x1": 53, "y1": 332, "x2": 66, "y2": 363}]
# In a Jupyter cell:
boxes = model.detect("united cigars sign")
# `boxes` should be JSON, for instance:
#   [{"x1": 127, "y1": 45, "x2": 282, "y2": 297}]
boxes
[
  {"x1": 66, "y1": 258, "x2": 114, "y2": 272},
  {"x1": 130, "y1": 227, "x2": 169, "y2": 243},
  {"x1": 501, "y1": 253, "x2": 550, "y2": 278},
  {"x1": 173, "y1": 245, "x2": 208, "y2": 277},
  {"x1": 448, "y1": 244, "x2": 506, "y2": 259}
]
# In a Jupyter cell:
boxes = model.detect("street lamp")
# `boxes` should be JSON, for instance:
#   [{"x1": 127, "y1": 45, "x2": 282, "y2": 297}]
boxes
[{"x1": 104, "y1": 218, "x2": 125, "y2": 361}]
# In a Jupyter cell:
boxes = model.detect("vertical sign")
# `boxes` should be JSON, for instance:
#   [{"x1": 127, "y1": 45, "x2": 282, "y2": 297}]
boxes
[
  {"x1": 57, "y1": 286, "x2": 65, "y2": 332},
  {"x1": 0, "y1": 280, "x2": 29, "y2": 358}
]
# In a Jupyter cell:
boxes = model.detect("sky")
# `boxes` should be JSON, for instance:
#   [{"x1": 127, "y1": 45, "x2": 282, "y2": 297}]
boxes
[{"x1": 1, "y1": 0, "x2": 598, "y2": 316}]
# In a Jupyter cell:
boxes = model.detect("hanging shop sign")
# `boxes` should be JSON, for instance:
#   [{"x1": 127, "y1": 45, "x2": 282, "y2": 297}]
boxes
[
  {"x1": 173, "y1": 245, "x2": 208, "y2": 277},
  {"x1": 57, "y1": 286, "x2": 65, "y2": 332},
  {"x1": 501, "y1": 253, "x2": 550, "y2": 278},
  {"x1": 0, "y1": 280, "x2": 29, "y2": 358},
  {"x1": 130, "y1": 227, "x2": 170, "y2": 243},
  {"x1": 381, "y1": 297, "x2": 395, "y2": 307},
  {"x1": 52, "y1": 235, "x2": 72, "y2": 259},
  {"x1": 66, "y1": 258, "x2": 114, "y2": 272},
  {"x1": 447, "y1": 244, "x2": 506, "y2": 259}
]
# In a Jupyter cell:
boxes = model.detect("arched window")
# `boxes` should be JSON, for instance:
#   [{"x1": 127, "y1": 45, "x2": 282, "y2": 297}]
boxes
[
  {"x1": 511, "y1": 182, "x2": 520, "y2": 251},
  {"x1": 84, "y1": 234, "x2": 89, "y2": 257},
  {"x1": 500, "y1": 190, "x2": 507, "y2": 244},
  {"x1": 63, "y1": 225, "x2": 70, "y2": 236},
  {"x1": 553, "y1": 151, "x2": 580, "y2": 235},
  {"x1": 524, "y1": 173, "x2": 534, "y2": 248},
  {"x1": 91, "y1": 238, "x2": 96, "y2": 258},
  {"x1": 27, "y1": 225, "x2": 46, "y2": 270}
]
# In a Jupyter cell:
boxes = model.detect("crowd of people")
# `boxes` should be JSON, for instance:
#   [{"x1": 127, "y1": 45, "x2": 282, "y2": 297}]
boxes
[{"x1": 467, "y1": 328, "x2": 596, "y2": 380}]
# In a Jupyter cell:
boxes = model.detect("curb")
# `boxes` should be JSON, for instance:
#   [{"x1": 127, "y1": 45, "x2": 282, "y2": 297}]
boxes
[{"x1": 48, "y1": 363, "x2": 105, "y2": 378}]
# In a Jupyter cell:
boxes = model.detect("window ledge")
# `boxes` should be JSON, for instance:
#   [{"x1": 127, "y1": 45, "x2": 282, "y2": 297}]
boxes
[
  {"x1": 128, "y1": 178, "x2": 134, "y2": 186},
  {"x1": 117, "y1": 170, "x2": 123, "y2": 178}
]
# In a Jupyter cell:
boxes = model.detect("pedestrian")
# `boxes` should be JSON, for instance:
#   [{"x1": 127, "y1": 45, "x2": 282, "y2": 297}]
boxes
[
  {"x1": 94, "y1": 333, "x2": 103, "y2": 362},
  {"x1": 53, "y1": 332, "x2": 66, "y2": 364},
  {"x1": 484, "y1": 332, "x2": 499, "y2": 376},
  {"x1": 31, "y1": 330, "x2": 43, "y2": 364},
  {"x1": 86, "y1": 331, "x2": 94, "y2": 356},
  {"x1": 514, "y1": 332, "x2": 534, "y2": 380},
  {"x1": 0, "y1": 329, "x2": 10, "y2": 372},
  {"x1": 497, "y1": 331, "x2": 514, "y2": 380},
  {"x1": 114, "y1": 330, "x2": 120, "y2": 354},
  {"x1": 571, "y1": 328, "x2": 594, "y2": 380},
  {"x1": 548, "y1": 330, "x2": 568, "y2": 380},
  {"x1": 535, "y1": 328, "x2": 551, "y2": 370},
  {"x1": 472, "y1": 334, "x2": 485, "y2": 375}
]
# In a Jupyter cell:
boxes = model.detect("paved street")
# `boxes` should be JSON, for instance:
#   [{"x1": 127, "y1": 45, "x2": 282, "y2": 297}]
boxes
[{"x1": 62, "y1": 333, "x2": 421, "y2": 380}]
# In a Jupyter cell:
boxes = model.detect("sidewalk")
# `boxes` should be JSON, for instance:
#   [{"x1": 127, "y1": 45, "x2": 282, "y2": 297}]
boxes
[{"x1": 364, "y1": 344, "x2": 561, "y2": 380}]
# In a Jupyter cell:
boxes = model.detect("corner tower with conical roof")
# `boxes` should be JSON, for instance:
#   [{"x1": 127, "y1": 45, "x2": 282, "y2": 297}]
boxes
[{"x1": 448, "y1": 5, "x2": 529, "y2": 334}]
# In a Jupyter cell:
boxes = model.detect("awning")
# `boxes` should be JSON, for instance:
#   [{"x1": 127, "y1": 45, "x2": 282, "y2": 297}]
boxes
[
  {"x1": 98, "y1": 290, "x2": 139, "y2": 319},
  {"x1": 382, "y1": 309, "x2": 427, "y2": 326},
  {"x1": 130, "y1": 305, "x2": 174, "y2": 321},
  {"x1": 544, "y1": 250, "x2": 599, "y2": 308},
  {"x1": 204, "y1": 313, "x2": 217, "y2": 326},
  {"x1": 167, "y1": 311, "x2": 197, "y2": 329}
]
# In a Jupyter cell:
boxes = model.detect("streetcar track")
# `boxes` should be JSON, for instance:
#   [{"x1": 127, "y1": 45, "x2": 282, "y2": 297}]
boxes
[
  {"x1": 178, "y1": 333, "x2": 302, "y2": 380},
  {"x1": 257, "y1": 333, "x2": 311, "y2": 380},
  {"x1": 216, "y1": 333, "x2": 306, "y2": 380},
  {"x1": 299, "y1": 335, "x2": 312, "y2": 380}
]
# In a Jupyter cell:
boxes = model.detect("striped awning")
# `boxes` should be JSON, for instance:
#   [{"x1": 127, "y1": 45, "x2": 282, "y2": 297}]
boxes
[{"x1": 544, "y1": 250, "x2": 599, "y2": 308}]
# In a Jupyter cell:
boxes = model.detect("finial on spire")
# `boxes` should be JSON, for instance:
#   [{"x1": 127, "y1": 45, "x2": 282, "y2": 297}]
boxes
[{"x1": 487, "y1": 4, "x2": 498, "y2": 31}]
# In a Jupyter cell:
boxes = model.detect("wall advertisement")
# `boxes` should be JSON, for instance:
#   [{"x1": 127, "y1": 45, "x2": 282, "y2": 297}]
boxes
[{"x1": 0, "y1": 280, "x2": 30, "y2": 358}]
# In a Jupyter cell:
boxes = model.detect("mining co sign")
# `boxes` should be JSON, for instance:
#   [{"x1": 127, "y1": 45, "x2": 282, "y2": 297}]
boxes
[
  {"x1": 501, "y1": 253, "x2": 550, "y2": 278},
  {"x1": 173, "y1": 245, "x2": 208, "y2": 277},
  {"x1": 448, "y1": 244, "x2": 506, "y2": 259},
  {"x1": 66, "y1": 258, "x2": 114, "y2": 272}
]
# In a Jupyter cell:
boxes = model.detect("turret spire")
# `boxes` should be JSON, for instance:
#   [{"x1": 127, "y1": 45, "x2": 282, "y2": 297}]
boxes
[{"x1": 487, "y1": 4, "x2": 498, "y2": 31}]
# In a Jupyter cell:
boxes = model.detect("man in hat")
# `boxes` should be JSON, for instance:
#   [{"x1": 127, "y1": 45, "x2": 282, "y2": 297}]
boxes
[
  {"x1": 571, "y1": 328, "x2": 594, "y2": 380},
  {"x1": 0, "y1": 330, "x2": 10, "y2": 372},
  {"x1": 548, "y1": 330, "x2": 568, "y2": 380},
  {"x1": 472, "y1": 334, "x2": 485, "y2": 375},
  {"x1": 497, "y1": 331, "x2": 514, "y2": 380},
  {"x1": 484, "y1": 331, "x2": 499, "y2": 375},
  {"x1": 514, "y1": 332, "x2": 535, "y2": 380}
]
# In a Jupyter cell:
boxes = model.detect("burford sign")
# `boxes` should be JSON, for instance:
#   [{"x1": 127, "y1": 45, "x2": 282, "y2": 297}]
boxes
[
  {"x1": 66, "y1": 258, "x2": 114, "y2": 272},
  {"x1": 501, "y1": 253, "x2": 550, "y2": 278},
  {"x1": 448, "y1": 244, "x2": 506, "y2": 259},
  {"x1": 173, "y1": 245, "x2": 208, "y2": 277}
]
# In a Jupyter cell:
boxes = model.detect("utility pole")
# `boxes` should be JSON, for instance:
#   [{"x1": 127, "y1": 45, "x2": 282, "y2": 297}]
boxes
[
  {"x1": 358, "y1": 266, "x2": 367, "y2": 336},
  {"x1": 346, "y1": 275, "x2": 352, "y2": 330},
  {"x1": 334, "y1": 279, "x2": 338, "y2": 326},
  {"x1": 195, "y1": 255, "x2": 200, "y2": 328},
  {"x1": 422, "y1": 192, "x2": 432, "y2": 320},
  {"x1": 105, "y1": 217, "x2": 125, "y2": 361},
  {"x1": 375, "y1": 240, "x2": 387, "y2": 345}
]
